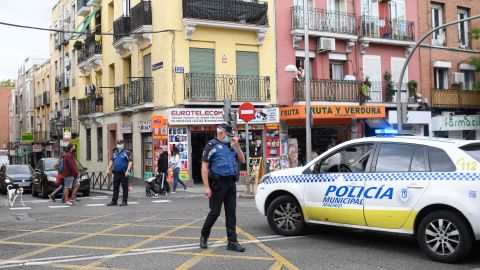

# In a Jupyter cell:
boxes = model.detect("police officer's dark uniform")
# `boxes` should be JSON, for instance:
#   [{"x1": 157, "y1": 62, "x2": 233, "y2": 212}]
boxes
[
  {"x1": 200, "y1": 123, "x2": 245, "y2": 252},
  {"x1": 107, "y1": 140, "x2": 132, "y2": 206}
]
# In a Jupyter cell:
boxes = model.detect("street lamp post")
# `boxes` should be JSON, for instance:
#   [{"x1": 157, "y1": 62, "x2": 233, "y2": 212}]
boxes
[{"x1": 303, "y1": 0, "x2": 312, "y2": 163}]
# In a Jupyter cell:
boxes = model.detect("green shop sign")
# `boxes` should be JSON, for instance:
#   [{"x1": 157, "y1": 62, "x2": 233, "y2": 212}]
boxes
[{"x1": 21, "y1": 133, "x2": 33, "y2": 143}]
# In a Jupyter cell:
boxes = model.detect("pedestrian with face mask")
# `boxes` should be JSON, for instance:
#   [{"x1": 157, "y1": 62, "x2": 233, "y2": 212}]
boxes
[
  {"x1": 200, "y1": 123, "x2": 246, "y2": 252},
  {"x1": 63, "y1": 144, "x2": 80, "y2": 205},
  {"x1": 106, "y1": 139, "x2": 133, "y2": 206}
]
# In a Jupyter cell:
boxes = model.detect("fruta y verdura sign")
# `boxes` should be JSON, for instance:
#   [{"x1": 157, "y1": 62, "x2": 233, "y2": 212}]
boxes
[{"x1": 280, "y1": 105, "x2": 386, "y2": 120}]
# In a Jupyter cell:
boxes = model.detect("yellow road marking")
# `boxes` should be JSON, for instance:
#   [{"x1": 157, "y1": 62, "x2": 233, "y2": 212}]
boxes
[
  {"x1": 37, "y1": 220, "x2": 225, "y2": 230},
  {"x1": 33, "y1": 230, "x2": 226, "y2": 241},
  {"x1": 1, "y1": 214, "x2": 113, "y2": 241},
  {"x1": 0, "y1": 240, "x2": 122, "y2": 251},
  {"x1": 269, "y1": 261, "x2": 283, "y2": 270},
  {"x1": 174, "y1": 251, "x2": 274, "y2": 261},
  {"x1": 175, "y1": 237, "x2": 227, "y2": 270},
  {"x1": 50, "y1": 263, "x2": 127, "y2": 270},
  {"x1": 8, "y1": 224, "x2": 129, "y2": 261},
  {"x1": 80, "y1": 218, "x2": 204, "y2": 269},
  {"x1": 237, "y1": 227, "x2": 299, "y2": 270}
]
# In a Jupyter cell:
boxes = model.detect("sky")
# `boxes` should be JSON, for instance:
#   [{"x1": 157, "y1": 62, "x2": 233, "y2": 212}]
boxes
[{"x1": 0, "y1": 0, "x2": 58, "y2": 81}]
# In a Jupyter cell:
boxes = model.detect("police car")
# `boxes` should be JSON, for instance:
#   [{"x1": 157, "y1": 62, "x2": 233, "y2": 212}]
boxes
[{"x1": 255, "y1": 136, "x2": 480, "y2": 263}]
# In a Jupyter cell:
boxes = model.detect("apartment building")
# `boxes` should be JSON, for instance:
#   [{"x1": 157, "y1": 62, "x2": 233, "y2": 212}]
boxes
[
  {"x1": 276, "y1": 0, "x2": 424, "y2": 162},
  {"x1": 0, "y1": 87, "x2": 13, "y2": 152},
  {"x1": 419, "y1": 0, "x2": 480, "y2": 140},
  {"x1": 70, "y1": 0, "x2": 277, "y2": 182}
]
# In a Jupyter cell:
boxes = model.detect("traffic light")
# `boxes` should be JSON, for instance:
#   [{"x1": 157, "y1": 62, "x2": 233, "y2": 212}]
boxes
[
  {"x1": 229, "y1": 110, "x2": 237, "y2": 131},
  {"x1": 223, "y1": 98, "x2": 237, "y2": 132}
]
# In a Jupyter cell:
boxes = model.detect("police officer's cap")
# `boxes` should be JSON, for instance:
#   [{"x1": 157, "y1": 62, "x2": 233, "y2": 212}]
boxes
[
  {"x1": 218, "y1": 123, "x2": 234, "y2": 137},
  {"x1": 117, "y1": 139, "x2": 124, "y2": 144}
]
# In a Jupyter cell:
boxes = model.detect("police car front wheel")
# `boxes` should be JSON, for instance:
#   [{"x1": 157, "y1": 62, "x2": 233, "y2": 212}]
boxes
[
  {"x1": 267, "y1": 195, "x2": 305, "y2": 236},
  {"x1": 417, "y1": 210, "x2": 473, "y2": 263}
]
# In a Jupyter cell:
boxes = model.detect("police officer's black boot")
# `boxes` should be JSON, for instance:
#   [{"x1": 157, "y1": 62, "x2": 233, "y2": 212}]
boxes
[
  {"x1": 226, "y1": 241, "x2": 245, "y2": 252},
  {"x1": 200, "y1": 236, "x2": 208, "y2": 249}
]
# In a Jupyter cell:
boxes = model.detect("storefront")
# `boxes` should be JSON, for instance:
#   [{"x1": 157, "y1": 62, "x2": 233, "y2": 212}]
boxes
[
  {"x1": 280, "y1": 105, "x2": 385, "y2": 166},
  {"x1": 432, "y1": 114, "x2": 480, "y2": 140},
  {"x1": 139, "y1": 120, "x2": 153, "y2": 178},
  {"x1": 167, "y1": 107, "x2": 280, "y2": 183},
  {"x1": 388, "y1": 111, "x2": 432, "y2": 136}
]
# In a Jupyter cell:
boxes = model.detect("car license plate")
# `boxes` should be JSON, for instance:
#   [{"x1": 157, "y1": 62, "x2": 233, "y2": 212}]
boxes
[{"x1": 17, "y1": 182, "x2": 30, "y2": 187}]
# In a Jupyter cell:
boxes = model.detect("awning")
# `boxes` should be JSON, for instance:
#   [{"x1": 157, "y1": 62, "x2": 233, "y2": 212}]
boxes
[
  {"x1": 433, "y1": 61, "x2": 452, "y2": 68},
  {"x1": 365, "y1": 118, "x2": 391, "y2": 129},
  {"x1": 459, "y1": 63, "x2": 476, "y2": 70},
  {"x1": 74, "y1": 7, "x2": 99, "y2": 37}
]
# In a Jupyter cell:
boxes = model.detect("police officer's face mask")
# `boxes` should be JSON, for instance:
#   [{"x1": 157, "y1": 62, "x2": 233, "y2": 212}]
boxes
[
  {"x1": 223, "y1": 136, "x2": 231, "y2": 144},
  {"x1": 117, "y1": 144, "x2": 123, "y2": 151}
]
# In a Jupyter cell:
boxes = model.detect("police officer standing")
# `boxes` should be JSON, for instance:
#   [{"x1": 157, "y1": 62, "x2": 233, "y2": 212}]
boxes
[
  {"x1": 106, "y1": 139, "x2": 133, "y2": 206},
  {"x1": 200, "y1": 123, "x2": 246, "y2": 252}
]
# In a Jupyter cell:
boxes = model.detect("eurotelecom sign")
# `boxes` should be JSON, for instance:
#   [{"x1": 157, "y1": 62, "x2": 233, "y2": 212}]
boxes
[
  {"x1": 432, "y1": 115, "x2": 480, "y2": 131},
  {"x1": 280, "y1": 105, "x2": 385, "y2": 120}
]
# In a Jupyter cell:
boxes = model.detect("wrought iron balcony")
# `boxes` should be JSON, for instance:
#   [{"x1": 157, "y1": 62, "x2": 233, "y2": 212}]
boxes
[
  {"x1": 114, "y1": 77, "x2": 153, "y2": 110},
  {"x1": 293, "y1": 79, "x2": 360, "y2": 102},
  {"x1": 184, "y1": 73, "x2": 271, "y2": 102},
  {"x1": 63, "y1": 117, "x2": 79, "y2": 135},
  {"x1": 131, "y1": 0, "x2": 152, "y2": 32},
  {"x1": 183, "y1": 0, "x2": 268, "y2": 26},
  {"x1": 361, "y1": 16, "x2": 415, "y2": 41},
  {"x1": 55, "y1": 74, "x2": 69, "y2": 92},
  {"x1": 291, "y1": 6, "x2": 356, "y2": 35},
  {"x1": 34, "y1": 131, "x2": 50, "y2": 142},
  {"x1": 77, "y1": 0, "x2": 90, "y2": 16},
  {"x1": 78, "y1": 94, "x2": 103, "y2": 116},
  {"x1": 431, "y1": 89, "x2": 480, "y2": 109},
  {"x1": 113, "y1": 16, "x2": 131, "y2": 43},
  {"x1": 42, "y1": 91, "x2": 51, "y2": 106},
  {"x1": 78, "y1": 34, "x2": 102, "y2": 63},
  {"x1": 362, "y1": 82, "x2": 411, "y2": 103}
]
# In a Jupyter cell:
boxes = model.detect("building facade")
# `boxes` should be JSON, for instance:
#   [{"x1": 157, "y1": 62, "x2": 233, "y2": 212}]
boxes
[
  {"x1": 65, "y1": 0, "x2": 278, "y2": 182},
  {"x1": 0, "y1": 87, "x2": 13, "y2": 151},
  {"x1": 418, "y1": 0, "x2": 480, "y2": 140},
  {"x1": 276, "y1": 0, "x2": 423, "y2": 164}
]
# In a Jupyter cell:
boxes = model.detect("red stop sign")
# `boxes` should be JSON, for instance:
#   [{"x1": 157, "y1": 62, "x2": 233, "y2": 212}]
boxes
[{"x1": 238, "y1": 102, "x2": 256, "y2": 122}]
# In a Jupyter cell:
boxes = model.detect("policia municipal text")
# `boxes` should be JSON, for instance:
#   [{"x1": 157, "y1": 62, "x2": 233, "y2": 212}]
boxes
[{"x1": 200, "y1": 123, "x2": 246, "y2": 252}]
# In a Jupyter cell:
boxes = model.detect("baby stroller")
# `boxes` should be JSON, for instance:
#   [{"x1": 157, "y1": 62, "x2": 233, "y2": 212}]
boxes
[{"x1": 145, "y1": 173, "x2": 170, "y2": 197}]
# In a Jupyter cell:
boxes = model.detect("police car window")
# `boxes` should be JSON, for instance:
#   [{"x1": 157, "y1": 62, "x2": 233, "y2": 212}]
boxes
[
  {"x1": 315, "y1": 144, "x2": 374, "y2": 173},
  {"x1": 460, "y1": 144, "x2": 480, "y2": 162},
  {"x1": 375, "y1": 143, "x2": 415, "y2": 173},
  {"x1": 410, "y1": 146, "x2": 427, "y2": 172},
  {"x1": 428, "y1": 147, "x2": 456, "y2": 172}
]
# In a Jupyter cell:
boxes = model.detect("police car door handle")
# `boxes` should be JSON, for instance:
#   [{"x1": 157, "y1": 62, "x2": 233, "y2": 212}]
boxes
[
  {"x1": 348, "y1": 182, "x2": 363, "y2": 188},
  {"x1": 407, "y1": 183, "x2": 425, "y2": 189}
]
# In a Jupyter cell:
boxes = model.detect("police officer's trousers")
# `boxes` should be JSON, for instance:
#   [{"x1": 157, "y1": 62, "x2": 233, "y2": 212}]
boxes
[
  {"x1": 201, "y1": 179, "x2": 237, "y2": 242},
  {"x1": 112, "y1": 172, "x2": 129, "y2": 204}
]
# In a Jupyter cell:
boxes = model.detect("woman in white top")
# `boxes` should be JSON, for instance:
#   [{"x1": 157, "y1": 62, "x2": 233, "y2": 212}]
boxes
[{"x1": 170, "y1": 146, "x2": 187, "y2": 192}]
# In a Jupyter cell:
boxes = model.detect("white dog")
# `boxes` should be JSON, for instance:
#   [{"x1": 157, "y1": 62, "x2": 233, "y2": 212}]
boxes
[{"x1": 6, "y1": 185, "x2": 25, "y2": 207}]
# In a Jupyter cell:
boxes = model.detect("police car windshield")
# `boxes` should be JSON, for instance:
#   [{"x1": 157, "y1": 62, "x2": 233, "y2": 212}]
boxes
[{"x1": 461, "y1": 144, "x2": 480, "y2": 162}]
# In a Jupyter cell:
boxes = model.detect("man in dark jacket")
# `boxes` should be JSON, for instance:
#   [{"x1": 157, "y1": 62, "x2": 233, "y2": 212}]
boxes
[
  {"x1": 63, "y1": 143, "x2": 80, "y2": 205},
  {"x1": 157, "y1": 147, "x2": 170, "y2": 194}
]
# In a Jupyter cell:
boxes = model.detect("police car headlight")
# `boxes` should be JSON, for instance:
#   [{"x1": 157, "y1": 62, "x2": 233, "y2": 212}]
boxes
[
  {"x1": 81, "y1": 175, "x2": 89, "y2": 181},
  {"x1": 5, "y1": 177, "x2": 12, "y2": 184},
  {"x1": 48, "y1": 176, "x2": 56, "y2": 182},
  {"x1": 260, "y1": 174, "x2": 270, "y2": 184}
]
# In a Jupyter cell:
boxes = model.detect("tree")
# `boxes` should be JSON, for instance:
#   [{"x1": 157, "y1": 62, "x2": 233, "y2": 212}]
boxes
[{"x1": 0, "y1": 79, "x2": 15, "y2": 87}]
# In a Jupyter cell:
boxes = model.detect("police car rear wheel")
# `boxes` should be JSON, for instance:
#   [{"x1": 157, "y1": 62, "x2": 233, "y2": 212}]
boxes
[
  {"x1": 417, "y1": 211, "x2": 473, "y2": 263},
  {"x1": 267, "y1": 195, "x2": 305, "y2": 236}
]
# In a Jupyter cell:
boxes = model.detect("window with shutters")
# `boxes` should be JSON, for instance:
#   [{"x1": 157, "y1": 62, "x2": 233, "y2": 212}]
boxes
[
  {"x1": 189, "y1": 48, "x2": 215, "y2": 100},
  {"x1": 431, "y1": 4, "x2": 445, "y2": 46},
  {"x1": 236, "y1": 51, "x2": 259, "y2": 100},
  {"x1": 458, "y1": 8, "x2": 469, "y2": 48}
]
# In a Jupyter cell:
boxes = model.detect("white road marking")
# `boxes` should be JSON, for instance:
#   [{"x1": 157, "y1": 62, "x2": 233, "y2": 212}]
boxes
[
  {"x1": 257, "y1": 235, "x2": 282, "y2": 239},
  {"x1": 22, "y1": 200, "x2": 48, "y2": 203},
  {"x1": 90, "y1": 197, "x2": 109, "y2": 200},
  {"x1": 9, "y1": 207, "x2": 31, "y2": 210},
  {"x1": 85, "y1": 204, "x2": 105, "y2": 207},
  {"x1": 90, "y1": 195, "x2": 109, "y2": 198},
  {"x1": 151, "y1": 200, "x2": 171, "y2": 203},
  {"x1": 0, "y1": 236, "x2": 306, "y2": 268},
  {"x1": 128, "y1": 202, "x2": 139, "y2": 205},
  {"x1": 48, "y1": 205, "x2": 70, "y2": 208}
]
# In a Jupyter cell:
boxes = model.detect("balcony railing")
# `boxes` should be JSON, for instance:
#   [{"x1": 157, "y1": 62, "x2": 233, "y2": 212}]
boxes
[
  {"x1": 183, "y1": 0, "x2": 268, "y2": 26},
  {"x1": 361, "y1": 16, "x2": 415, "y2": 41},
  {"x1": 114, "y1": 77, "x2": 153, "y2": 110},
  {"x1": 55, "y1": 74, "x2": 70, "y2": 92},
  {"x1": 42, "y1": 92, "x2": 50, "y2": 106},
  {"x1": 131, "y1": 0, "x2": 152, "y2": 31},
  {"x1": 63, "y1": 117, "x2": 79, "y2": 135},
  {"x1": 363, "y1": 82, "x2": 411, "y2": 103},
  {"x1": 293, "y1": 79, "x2": 360, "y2": 102},
  {"x1": 79, "y1": 94, "x2": 103, "y2": 116},
  {"x1": 78, "y1": 34, "x2": 102, "y2": 63},
  {"x1": 34, "y1": 131, "x2": 50, "y2": 142},
  {"x1": 432, "y1": 89, "x2": 480, "y2": 109},
  {"x1": 291, "y1": 6, "x2": 356, "y2": 35},
  {"x1": 113, "y1": 16, "x2": 131, "y2": 42},
  {"x1": 184, "y1": 73, "x2": 271, "y2": 102},
  {"x1": 77, "y1": 0, "x2": 88, "y2": 9}
]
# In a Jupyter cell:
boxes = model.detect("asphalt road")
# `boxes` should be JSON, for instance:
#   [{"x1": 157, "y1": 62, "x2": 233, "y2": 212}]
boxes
[{"x1": 0, "y1": 189, "x2": 479, "y2": 270}]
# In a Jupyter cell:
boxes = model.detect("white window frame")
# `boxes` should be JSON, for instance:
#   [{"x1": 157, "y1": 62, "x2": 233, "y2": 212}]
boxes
[
  {"x1": 361, "y1": 0, "x2": 379, "y2": 17},
  {"x1": 458, "y1": 8, "x2": 469, "y2": 48},
  {"x1": 294, "y1": 0, "x2": 314, "y2": 8},
  {"x1": 329, "y1": 62, "x2": 344, "y2": 80},
  {"x1": 389, "y1": 0, "x2": 406, "y2": 21},
  {"x1": 462, "y1": 70, "x2": 475, "y2": 90},
  {"x1": 122, "y1": 0, "x2": 130, "y2": 17},
  {"x1": 328, "y1": 0, "x2": 346, "y2": 12},
  {"x1": 434, "y1": 68, "x2": 449, "y2": 90},
  {"x1": 431, "y1": 4, "x2": 444, "y2": 45}
]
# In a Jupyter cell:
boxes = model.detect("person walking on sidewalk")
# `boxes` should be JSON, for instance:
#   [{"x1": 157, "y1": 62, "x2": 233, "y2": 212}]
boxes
[
  {"x1": 157, "y1": 146, "x2": 170, "y2": 194},
  {"x1": 200, "y1": 123, "x2": 246, "y2": 252},
  {"x1": 170, "y1": 145, "x2": 187, "y2": 193},
  {"x1": 106, "y1": 139, "x2": 133, "y2": 206},
  {"x1": 49, "y1": 151, "x2": 65, "y2": 202},
  {"x1": 63, "y1": 144, "x2": 80, "y2": 206}
]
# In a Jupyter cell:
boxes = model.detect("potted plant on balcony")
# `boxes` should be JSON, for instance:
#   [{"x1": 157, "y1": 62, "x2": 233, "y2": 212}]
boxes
[
  {"x1": 384, "y1": 71, "x2": 395, "y2": 102},
  {"x1": 360, "y1": 77, "x2": 371, "y2": 102},
  {"x1": 73, "y1": 40, "x2": 83, "y2": 50}
]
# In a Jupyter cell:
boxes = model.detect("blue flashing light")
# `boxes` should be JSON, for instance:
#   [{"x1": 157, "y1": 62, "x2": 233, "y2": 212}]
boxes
[{"x1": 375, "y1": 129, "x2": 399, "y2": 135}]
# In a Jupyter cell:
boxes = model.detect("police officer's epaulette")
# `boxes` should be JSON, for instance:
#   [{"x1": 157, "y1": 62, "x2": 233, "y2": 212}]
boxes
[{"x1": 207, "y1": 139, "x2": 220, "y2": 147}]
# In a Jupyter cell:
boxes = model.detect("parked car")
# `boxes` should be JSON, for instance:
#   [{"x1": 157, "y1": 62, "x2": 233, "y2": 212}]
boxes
[
  {"x1": 32, "y1": 157, "x2": 91, "y2": 198},
  {"x1": 255, "y1": 136, "x2": 480, "y2": 263},
  {"x1": 0, "y1": 164, "x2": 35, "y2": 194}
]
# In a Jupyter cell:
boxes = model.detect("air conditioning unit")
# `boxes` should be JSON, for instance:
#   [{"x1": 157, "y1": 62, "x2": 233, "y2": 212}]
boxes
[
  {"x1": 451, "y1": 72, "x2": 465, "y2": 84},
  {"x1": 317, "y1": 37, "x2": 336, "y2": 52}
]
